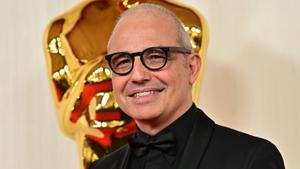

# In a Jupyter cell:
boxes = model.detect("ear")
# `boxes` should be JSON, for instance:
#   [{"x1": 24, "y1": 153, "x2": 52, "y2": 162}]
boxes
[{"x1": 188, "y1": 53, "x2": 201, "y2": 85}]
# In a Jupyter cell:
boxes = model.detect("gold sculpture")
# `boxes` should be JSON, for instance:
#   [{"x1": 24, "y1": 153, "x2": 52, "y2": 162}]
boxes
[{"x1": 43, "y1": 0, "x2": 208, "y2": 168}]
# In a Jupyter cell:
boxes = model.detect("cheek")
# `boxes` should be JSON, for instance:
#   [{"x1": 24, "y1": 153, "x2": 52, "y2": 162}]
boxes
[
  {"x1": 112, "y1": 77, "x2": 127, "y2": 111},
  {"x1": 167, "y1": 64, "x2": 189, "y2": 81},
  {"x1": 112, "y1": 75, "x2": 126, "y2": 96},
  {"x1": 171, "y1": 69, "x2": 191, "y2": 91},
  {"x1": 154, "y1": 68, "x2": 183, "y2": 88}
]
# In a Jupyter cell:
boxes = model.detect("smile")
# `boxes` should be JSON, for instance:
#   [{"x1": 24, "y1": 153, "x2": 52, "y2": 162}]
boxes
[
  {"x1": 128, "y1": 88, "x2": 164, "y2": 99},
  {"x1": 133, "y1": 90, "x2": 158, "y2": 98}
]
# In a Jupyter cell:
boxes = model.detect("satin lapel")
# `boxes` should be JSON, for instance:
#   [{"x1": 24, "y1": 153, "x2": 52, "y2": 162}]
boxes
[
  {"x1": 119, "y1": 145, "x2": 131, "y2": 169},
  {"x1": 178, "y1": 109, "x2": 215, "y2": 169}
]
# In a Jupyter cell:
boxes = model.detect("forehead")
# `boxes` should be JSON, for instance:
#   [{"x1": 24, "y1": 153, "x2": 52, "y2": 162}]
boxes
[{"x1": 108, "y1": 12, "x2": 179, "y2": 53}]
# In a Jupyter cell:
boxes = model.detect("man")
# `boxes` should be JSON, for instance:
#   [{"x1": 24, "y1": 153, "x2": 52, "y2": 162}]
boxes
[{"x1": 90, "y1": 3, "x2": 284, "y2": 169}]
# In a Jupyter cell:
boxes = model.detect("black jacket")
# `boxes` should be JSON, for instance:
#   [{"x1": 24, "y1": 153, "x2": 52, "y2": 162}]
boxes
[{"x1": 90, "y1": 108, "x2": 284, "y2": 169}]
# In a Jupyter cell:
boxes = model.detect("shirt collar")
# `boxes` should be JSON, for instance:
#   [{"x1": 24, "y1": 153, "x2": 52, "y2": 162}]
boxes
[{"x1": 135, "y1": 103, "x2": 198, "y2": 164}]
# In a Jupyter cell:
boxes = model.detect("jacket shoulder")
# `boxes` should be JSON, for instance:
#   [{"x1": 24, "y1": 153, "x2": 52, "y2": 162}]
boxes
[
  {"x1": 89, "y1": 145, "x2": 129, "y2": 169},
  {"x1": 202, "y1": 125, "x2": 284, "y2": 169},
  {"x1": 213, "y1": 124, "x2": 269, "y2": 147}
]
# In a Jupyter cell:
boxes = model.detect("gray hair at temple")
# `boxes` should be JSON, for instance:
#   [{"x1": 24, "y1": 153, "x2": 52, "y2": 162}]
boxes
[{"x1": 107, "y1": 3, "x2": 193, "y2": 52}]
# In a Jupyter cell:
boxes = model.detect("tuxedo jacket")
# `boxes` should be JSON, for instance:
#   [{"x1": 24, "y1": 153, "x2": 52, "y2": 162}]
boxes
[{"x1": 90, "y1": 108, "x2": 285, "y2": 169}]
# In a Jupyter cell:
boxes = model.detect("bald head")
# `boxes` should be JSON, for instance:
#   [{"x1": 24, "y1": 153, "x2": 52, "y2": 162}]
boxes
[{"x1": 107, "y1": 3, "x2": 192, "y2": 52}]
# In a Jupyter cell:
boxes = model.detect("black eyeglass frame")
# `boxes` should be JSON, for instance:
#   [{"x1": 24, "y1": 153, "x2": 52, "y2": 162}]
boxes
[{"x1": 105, "y1": 46, "x2": 191, "y2": 75}]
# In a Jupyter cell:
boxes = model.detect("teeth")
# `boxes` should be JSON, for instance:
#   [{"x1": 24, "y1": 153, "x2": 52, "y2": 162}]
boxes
[{"x1": 133, "y1": 90, "x2": 156, "y2": 98}]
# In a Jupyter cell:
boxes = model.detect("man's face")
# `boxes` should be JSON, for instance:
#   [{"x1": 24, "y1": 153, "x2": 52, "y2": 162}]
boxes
[{"x1": 108, "y1": 13, "x2": 198, "y2": 130}]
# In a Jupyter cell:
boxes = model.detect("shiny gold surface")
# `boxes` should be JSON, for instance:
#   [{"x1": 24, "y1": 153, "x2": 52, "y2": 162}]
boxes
[
  {"x1": 87, "y1": 66, "x2": 111, "y2": 83},
  {"x1": 185, "y1": 25, "x2": 202, "y2": 53},
  {"x1": 91, "y1": 120, "x2": 125, "y2": 128},
  {"x1": 94, "y1": 91, "x2": 117, "y2": 110},
  {"x1": 121, "y1": 0, "x2": 140, "y2": 8},
  {"x1": 48, "y1": 37, "x2": 65, "y2": 56},
  {"x1": 52, "y1": 65, "x2": 72, "y2": 96},
  {"x1": 43, "y1": 0, "x2": 209, "y2": 168}
]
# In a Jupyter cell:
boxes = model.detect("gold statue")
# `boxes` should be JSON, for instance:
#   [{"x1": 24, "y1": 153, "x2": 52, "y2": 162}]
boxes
[{"x1": 43, "y1": 0, "x2": 208, "y2": 168}]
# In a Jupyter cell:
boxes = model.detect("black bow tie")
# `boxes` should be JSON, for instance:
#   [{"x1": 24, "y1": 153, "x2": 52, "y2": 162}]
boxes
[{"x1": 128, "y1": 132, "x2": 177, "y2": 158}]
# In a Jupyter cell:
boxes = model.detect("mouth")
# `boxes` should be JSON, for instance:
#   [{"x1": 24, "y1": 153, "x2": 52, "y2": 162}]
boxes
[{"x1": 128, "y1": 88, "x2": 165, "y2": 98}]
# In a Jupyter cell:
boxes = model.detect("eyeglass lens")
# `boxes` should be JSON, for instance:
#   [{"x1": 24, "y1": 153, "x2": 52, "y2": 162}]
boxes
[{"x1": 110, "y1": 48, "x2": 167, "y2": 75}]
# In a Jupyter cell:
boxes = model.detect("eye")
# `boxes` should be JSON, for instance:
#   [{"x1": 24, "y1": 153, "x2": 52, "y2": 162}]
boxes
[
  {"x1": 144, "y1": 48, "x2": 166, "y2": 63},
  {"x1": 148, "y1": 53, "x2": 165, "y2": 60},
  {"x1": 111, "y1": 53, "x2": 132, "y2": 69}
]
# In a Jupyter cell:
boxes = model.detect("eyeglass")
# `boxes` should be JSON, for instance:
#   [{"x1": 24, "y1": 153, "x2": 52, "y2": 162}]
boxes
[{"x1": 105, "y1": 46, "x2": 191, "y2": 75}]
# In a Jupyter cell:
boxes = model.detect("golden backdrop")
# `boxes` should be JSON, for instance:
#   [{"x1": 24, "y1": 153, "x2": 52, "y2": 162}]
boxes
[{"x1": 43, "y1": 0, "x2": 208, "y2": 168}]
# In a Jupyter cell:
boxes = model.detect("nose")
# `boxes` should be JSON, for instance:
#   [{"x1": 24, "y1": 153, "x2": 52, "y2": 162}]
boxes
[{"x1": 130, "y1": 57, "x2": 152, "y2": 84}]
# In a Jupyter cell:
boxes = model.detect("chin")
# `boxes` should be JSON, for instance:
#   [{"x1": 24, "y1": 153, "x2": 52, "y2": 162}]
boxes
[{"x1": 126, "y1": 106, "x2": 161, "y2": 121}]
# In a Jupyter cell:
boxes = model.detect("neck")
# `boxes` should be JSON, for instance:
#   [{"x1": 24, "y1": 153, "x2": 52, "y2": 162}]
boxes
[{"x1": 135, "y1": 102, "x2": 193, "y2": 136}]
